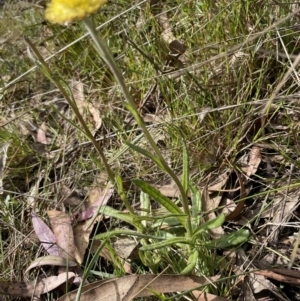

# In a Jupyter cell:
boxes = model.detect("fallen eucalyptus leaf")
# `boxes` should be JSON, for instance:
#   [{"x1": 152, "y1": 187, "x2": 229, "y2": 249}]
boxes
[{"x1": 26, "y1": 255, "x2": 77, "y2": 273}]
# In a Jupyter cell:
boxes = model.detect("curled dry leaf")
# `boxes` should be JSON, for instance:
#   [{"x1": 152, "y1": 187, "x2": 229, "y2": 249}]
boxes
[
  {"x1": 158, "y1": 183, "x2": 181, "y2": 198},
  {"x1": 90, "y1": 238, "x2": 138, "y2": 273},
  {"x1": 0, "y1": 272, "x2": 75, "y2": 297},
  {"x1": 57, "y1": 274, "x2": 220, "y2": 301},
  {"x1": 31, "y1": 211, "x2": 59, "y2": 256},
  {"x1": 90, "y1": 241, "x2": 131, "y2": 273},
  {"x1": 71, "y1": 79, "x2": 85, "y2": 115},
  {"x1": 242, "y1": 146, "x2": 261, "y2": 178},
  {"x1": 47, "y1": 210, "x2": 76, "y2": 260},
  {"x1": 36, "y1": 122, "x2": 50, "y2": 145},
  {"x1": 73, "y1": 218, "x2": 101, "y2": 264},
  {"x1": 27, "y1": 173, "x2": 44, "y2": 209},
  {"x1": 60, "y1": 184, "x2": 86, "y2": 211},
  {"x1": 112, "y1": 237, "x2": 139, "y2": 260},
  {"x1": 207, "y1": 171, "x2": 229, "y2": 192},
  {"x1": 201, "y1": 187, "x2": 224, "y2": 239},
  {"x1": 73, "y1": 177, "x2": 113, "y2": 264},
  {"x1": 26, "y1": 255, "x2": 77, "y2": 273},
  {"x1": 71, "y1": 79, "x2": 102, "y2": 135},
  {"x1": 78, "y1": 186, "x2": 113, "y2": 222}
]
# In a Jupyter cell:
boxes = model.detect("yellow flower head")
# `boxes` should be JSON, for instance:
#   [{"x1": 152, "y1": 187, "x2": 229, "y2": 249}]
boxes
[{"x1": 45, "y1": 0, "x2": 107, "y2": 25}]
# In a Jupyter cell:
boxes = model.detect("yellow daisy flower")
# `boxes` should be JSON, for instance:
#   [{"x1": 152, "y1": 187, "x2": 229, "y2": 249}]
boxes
[{"x1": 45, "y1": 0, "x2": 107, "y2": 24}]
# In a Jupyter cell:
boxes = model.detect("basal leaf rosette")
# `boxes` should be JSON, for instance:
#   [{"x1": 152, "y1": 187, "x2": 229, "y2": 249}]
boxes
[{"x1": 45, "y1": 0, "x2": 107, "y2": 25}]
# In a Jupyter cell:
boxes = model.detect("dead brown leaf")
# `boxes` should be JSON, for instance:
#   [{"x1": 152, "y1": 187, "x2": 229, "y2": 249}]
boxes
[
  {"x1": 201, "y1": 187, "x2": 224, "y2": 239},
  {"x1": 71, "y1": 79, "x2": 85, "y2": 115},
  {"x1": 31, "y1": 211, "x2": 59, "y2": 256},
  {"x1": 57, "y1": 274, "x2": 220, "y2": 301},
  {"x1": 73, "y1": 217, "x2": 101, "y2": 264},
  {"x1": 90, "y1": 241, "x2": 131, "y2": 273},
  {"x1": 193, "y1": 291, "x2": 232, "y2": 301},
  {"x1": 254, "y1": 269, "x2": 300, "y2": 285},
  {"x1": 71, "y1": 79, "x2": 102, "y2": 134},
  {"x1": 60, "y1": 185, "x2": 86, "y2": 211},
  {"x1": 207, "y1": 171, "x2": 229, "y2": 192},
  {"x1": 0, "y1": 272, "x2": 75, "y2": 297},
  {"x1": 261, "y1": 190, "x2": 299, "y2": 220},
  {"x1": 112, "y1": 237, "x2": 138, "y2": 260},
  {"x1": 90, "y1": 238, "x2": 138, "y2": 273},
  {"x1": 241, "y1": 146, "x2": 261, "y2": 178},
  {"x1": 47, "y1": 210, "x2": 76, "y2": 260},
  {"x1": 26, "y1": 255, "x2": 77, "y2": 273},
  {"x1": 36, "y1": 122, "x2": 50, "y2": 145},
  {"x1": 158, "y1": 183, "x2": 181, "y2": 198},
  {"x1": 73, "y1": 174, "x2": 112, "y2": 263}
]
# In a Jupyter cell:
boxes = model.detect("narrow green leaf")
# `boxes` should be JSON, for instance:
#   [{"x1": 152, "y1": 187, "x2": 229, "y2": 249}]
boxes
[
  {"x1": 180, "y1": 249, "x2": 199, "y2": 275},
  {"x1": 125, "y1": 142, "x2": 165, "y2": 171},
  {"x1": 139, "y1": 237, "x2": 190, "y2": 251},
  {"x1": 134, "y1": 213, "x2": 186, "y2": 223},
  {"x1": 202, "y1": 229, "x2": 250, "y2": 249},
  {"x1": 95, "y1": 229, "x2": 167, "y2": 241},
  {"x1": 152, "y1": 216, "x2": 184, "y2": 228},
  {"x1": 140, "y1": 191, "x2": 150, "y2": 227},
  {"x1": 182, "y1": 140, "x2": 189, "y2": 194},
  {"x1": 97, "y1": 205, "x2": 135, "y2": 226},
  {"x1": 192, "y1": 214, "x2": 225, "y2": 237},
  {"x1": 190, "y1": 183, "x2": 202, "y2": 229},
  {"x1": 133, "y1": 179, "x2": 186, "y2": 226}
]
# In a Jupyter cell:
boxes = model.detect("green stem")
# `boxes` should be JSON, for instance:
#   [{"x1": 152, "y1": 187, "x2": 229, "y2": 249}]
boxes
[
  {"x1": 83, "y1": 18, "x2": 192, "y2": 236},
  {"x1": 25, "y1": 36, "x2": 134, "y2": 215}
]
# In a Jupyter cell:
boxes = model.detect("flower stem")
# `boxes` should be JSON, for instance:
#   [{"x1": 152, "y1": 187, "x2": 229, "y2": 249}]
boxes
[
  {"x1": 83, "y1": 17, "x2": 192, "y2": 236},
  {"x1": 25, "y1": 36, "x2": 134, "y2": 215}
]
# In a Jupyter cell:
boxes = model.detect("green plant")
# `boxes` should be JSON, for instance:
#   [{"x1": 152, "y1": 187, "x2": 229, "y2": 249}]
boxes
[{"x1": 24, "y1": 0, "x2": 251, "y2": 280}]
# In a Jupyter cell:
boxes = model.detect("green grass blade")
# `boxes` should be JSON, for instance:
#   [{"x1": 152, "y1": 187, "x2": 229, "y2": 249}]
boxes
[{"x1": 182, "y1": 139, "x2": 189, "y2": 194}]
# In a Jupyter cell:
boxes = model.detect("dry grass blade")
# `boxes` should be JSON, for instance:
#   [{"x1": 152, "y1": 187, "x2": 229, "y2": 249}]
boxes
[{"x1": 0, "y1": 142, "x2": 9, "y2": 194}]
